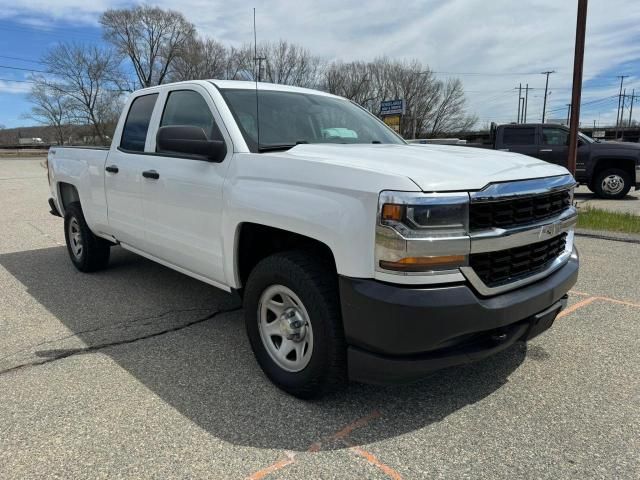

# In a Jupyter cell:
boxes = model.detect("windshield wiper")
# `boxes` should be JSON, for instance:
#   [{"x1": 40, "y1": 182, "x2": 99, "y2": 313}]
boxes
[{"x1": 257, "y1": 140, "x2": 308, "y2": 152}]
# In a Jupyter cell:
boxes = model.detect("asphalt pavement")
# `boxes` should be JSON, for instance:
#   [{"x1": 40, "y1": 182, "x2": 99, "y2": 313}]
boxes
[
  {"x1": 574, "y1": 184, "x2": 640, "y2": 215},
  {"x1": 0, "y1": 157, "x2": 638, "y2": 479}
]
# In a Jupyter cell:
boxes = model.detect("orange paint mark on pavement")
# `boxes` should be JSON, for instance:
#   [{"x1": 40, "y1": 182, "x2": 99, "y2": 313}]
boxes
[
  {"x1": 351, "y1": 446, "x2": 404, "y2": 480},
  {"x1": 597, "y1": 296, "x2": 640, "y2": 309},
  {"x1": 246, "y1": 410, "x2": 382, "y2": 479},
  {"x1": 330, "y1": 410, "x2": 381, "y2": 442},
  {"x1": 569, "y1": 289, "x2": 591, "y2": 296},
  {"x1": 557, "y1": 296, "x2": 598, "y2": 319},
  {"x1": 247, "y1": 452, "x2": 296, "y2": 480}
]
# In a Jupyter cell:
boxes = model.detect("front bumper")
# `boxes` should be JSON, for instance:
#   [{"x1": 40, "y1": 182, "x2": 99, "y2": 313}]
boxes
[{"x1": 340, "y1": 248, "x2": 579, "y2": 384}]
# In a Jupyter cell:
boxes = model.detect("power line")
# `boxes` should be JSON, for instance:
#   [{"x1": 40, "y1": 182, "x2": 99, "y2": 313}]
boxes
[
  {"x1": 0, "y1": 55, "x2": 43, "y2": 65},
  {"x1": 0, "y1": 64, "x2": 47, "y2": 73},
  {"x1": 0, "y1": 22, "x2": 102, "y2": 41},
  {"x1": 0, "y1": 77, "x2": 36, "y2": 84},
  {"x1": 432, "y1": 70, "x2": 546, "y2": 76}
]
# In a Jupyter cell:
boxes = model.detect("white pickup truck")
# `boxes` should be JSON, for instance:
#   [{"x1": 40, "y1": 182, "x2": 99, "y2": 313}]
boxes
[{"x1": 47, "y1": 80, "x2": 579, "y2": 398}]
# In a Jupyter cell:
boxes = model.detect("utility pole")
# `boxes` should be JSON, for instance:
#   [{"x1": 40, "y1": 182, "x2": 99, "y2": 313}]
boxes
[
  {"x1": 620, "y1": 89, "x2": 627, "y2": 141},
  {"x1": 524, "y1": 84, "x2": 529, "y2": 123},
  {"x1": 629, "y1": 89, "x2": 635, "y2": 127},
  {"x1": 615, "y1": 75, "x2": 628, "y2": 139},
  {"x1": 566, "y1": 104, "x2": 572, "y2": 125},
  {"x1": 517, "y1": 83, "x2": 522, "y2": 123},
  {"x1": 541, "y1": 70, "x2": 555, "y2": 123},
  {"x1": 254, "y1": 56, "x2": 266, "y2": 82},
  {"x1": 567, "y1": 0, "x2": 588, "y2": 176}
]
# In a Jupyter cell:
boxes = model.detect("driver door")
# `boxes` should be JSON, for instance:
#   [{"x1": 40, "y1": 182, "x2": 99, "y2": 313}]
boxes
[{"x1": 139, "y1": 86, "x2": 232, "y2": 285}]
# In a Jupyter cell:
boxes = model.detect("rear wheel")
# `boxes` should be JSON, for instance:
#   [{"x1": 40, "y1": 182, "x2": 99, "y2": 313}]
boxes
[
  {"x1": 64, "y1": 202, "x2": 111, "y2": 272},
  {"x1": 244, "y1": 251, "x2": 346, "y2": 399},
  {"x1": 593, "y1": 168, "x2": 631, "y2": 199}
]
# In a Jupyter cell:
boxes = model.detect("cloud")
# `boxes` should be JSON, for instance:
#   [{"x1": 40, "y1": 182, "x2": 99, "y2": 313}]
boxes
[
  {"x1": 0, "y1": 80, "x2": 31, "y2": 94},
  {"x1": 0, "y1": 0, "x2": 639, "y2": 126}
]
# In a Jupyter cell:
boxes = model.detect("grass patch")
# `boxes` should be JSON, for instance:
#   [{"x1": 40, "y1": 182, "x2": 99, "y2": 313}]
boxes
[{"x1": 577, "y1": 206, "x2": 640, "y2": 234}]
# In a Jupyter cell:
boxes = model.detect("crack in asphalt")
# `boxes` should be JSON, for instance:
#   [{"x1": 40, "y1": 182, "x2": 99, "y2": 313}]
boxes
[
  {"x1": 0, "y1": 307, "x2": 216, "y2": 362},
  {"x1": 0, "y1": 307, "x2": 242, "y2": 377}
]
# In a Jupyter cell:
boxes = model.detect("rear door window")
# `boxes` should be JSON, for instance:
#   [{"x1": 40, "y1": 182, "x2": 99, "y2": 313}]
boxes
[
  {"x1": 120, "y1": 93, "x2": 158, "y2": 152},
  {"x1": 502, "y1": 127, "x2": 536, "y2": 146}
]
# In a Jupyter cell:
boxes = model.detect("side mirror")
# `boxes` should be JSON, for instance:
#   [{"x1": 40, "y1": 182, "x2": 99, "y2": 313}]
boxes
[{"x1": 156, "y1": 125, "x2": 226, "y2": 162}]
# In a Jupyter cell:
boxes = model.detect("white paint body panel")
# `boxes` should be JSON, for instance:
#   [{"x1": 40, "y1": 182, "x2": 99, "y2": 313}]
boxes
[{"x1": 49, "y1": 80, "x2": 570, "y2": 290}]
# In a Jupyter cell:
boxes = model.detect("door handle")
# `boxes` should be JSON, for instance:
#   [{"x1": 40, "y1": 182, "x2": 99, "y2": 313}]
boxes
[
  {"x1": 105, "y1": 165, "x2": 119, "y2": 173},
  {"x1": 540, "y1": 149, "x2": 553, "y2": 152},
  {"x1": 142, "y1": 170, "x2": 160, "y2": 180}
]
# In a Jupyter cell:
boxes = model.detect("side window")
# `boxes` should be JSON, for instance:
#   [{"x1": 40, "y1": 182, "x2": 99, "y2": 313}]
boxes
[
  {"x1": 160, "y1": 90, "x2": 224, "y2": 142},
  {"x1": 120, "y1": 94, "x2": 158, "y2": 152},
  {"x1": 502, "y1": 127, "x2": 536, "y2": 145},
  {"x1": 542, "y1": 128, "x2": 569, "y2": 146}
]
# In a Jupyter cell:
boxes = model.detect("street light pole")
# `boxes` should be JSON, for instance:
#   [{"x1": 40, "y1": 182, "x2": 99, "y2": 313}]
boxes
[{"x1": 567, "y1": 0, "x2": 588, "y2": 176}]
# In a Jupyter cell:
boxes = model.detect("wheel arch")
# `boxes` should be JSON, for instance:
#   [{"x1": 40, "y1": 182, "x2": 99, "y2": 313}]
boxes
[
  {"x1": 233, "y1": 222, "x2": 338, "y2": 291},
  {"x1": 590, "y1": 157, "x2": 635, "y2": 187},
  {"x1": 57, "y1": 182, "x2": 81, "y2": 215}
]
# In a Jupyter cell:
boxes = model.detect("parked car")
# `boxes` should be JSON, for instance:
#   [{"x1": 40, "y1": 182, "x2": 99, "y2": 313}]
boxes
[
  {"x1": 468, "y1": 123, "x2": 640, "y2": 199},
  {"x1": 47, "y1": 80, "x2": 579, "y2": 398}
]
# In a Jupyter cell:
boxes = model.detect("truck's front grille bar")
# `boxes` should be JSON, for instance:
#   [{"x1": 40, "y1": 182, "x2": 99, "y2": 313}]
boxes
[
  {"x1": 469, "y1": 233, "x2": 567, "y2": 288},
  {"x1": 469, "y1": 189, "x2": 572, "y2": 231}
]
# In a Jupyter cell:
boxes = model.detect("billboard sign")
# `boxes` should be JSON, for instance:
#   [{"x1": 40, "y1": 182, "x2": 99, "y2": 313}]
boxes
[{"x1": 380, "y1": 99, "x2": 405, "y2": 116}]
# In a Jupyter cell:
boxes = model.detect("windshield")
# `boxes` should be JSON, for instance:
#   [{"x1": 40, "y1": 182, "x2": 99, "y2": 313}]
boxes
[
  {"x1": 218, "y1": 88, "x2": 405, "y2": 152},
  {"x1": 578, "y1": 131, "x2": 595, "y2": 143}
]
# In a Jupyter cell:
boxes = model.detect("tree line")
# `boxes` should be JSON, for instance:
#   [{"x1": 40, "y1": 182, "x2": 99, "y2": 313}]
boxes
[{"x1": 27, "y1": 5, "x2": 477, "y2": 145}]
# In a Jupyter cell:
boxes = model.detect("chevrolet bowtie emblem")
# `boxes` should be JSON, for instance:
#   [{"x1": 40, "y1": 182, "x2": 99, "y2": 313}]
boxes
[{"x1": 539, "y1": 224, "x2": 556, "y2": 238}]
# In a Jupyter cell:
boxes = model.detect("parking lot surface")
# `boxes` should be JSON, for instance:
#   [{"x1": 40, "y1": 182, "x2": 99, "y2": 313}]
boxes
[
  {"x1": 575, "y1": 184, "x2": 640, "y2": 216},
  {"x1": 1, "y1": 157, "x2": 639, "y2": 479}
]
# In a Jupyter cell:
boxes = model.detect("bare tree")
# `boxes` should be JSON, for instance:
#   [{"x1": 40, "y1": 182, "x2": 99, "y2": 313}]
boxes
[
  {"x1": 169, "y1": 36, "x2": 228, "y2": 81},
  {"x1": 259, "y1": 40, "x2": 323, "y2": 88},
  {"x1": 322, "y1": 58, "x2": 476, "y2": 138},
  {"x1": 426, "y1": 79, "x2": 477, "y2": 136},
  {"x1": 41, "y1": 43, "x2": 123, "y2": 145},
  {"x1": 24, "y1": 77, "x2": 73, "y2": 145},
  {"x1": 101, "y1": 5, "x2": 196, "y2": 87}
]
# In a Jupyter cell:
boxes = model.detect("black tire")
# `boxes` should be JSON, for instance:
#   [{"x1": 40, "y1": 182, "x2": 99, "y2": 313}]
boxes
[
  {"x1": 64, "y1": 202, "x2": 111, "y2": 272},
  {"x1": 244, "y1": 251, "x2": 347, "y2": 399},
  {"x1": 593, "y1": 168, "x2": 632, "y2": 199}
]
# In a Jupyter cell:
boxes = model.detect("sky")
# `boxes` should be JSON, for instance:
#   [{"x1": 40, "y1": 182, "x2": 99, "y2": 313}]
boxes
[{"x1": 1, "y1": 0, "x2": 639, "y2": 130}]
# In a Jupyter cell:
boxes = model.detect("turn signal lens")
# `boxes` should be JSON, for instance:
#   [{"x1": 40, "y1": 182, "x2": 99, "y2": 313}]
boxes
[
  {"x1": 381, "y1": 203, "x2": 404, "y2": 222},
  {"x1": 379, "y1": 255, "x2": 466, "y2": 272}
]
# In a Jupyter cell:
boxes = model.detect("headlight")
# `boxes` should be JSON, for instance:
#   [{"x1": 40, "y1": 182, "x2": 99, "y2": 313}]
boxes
[{"x1": 376, "y1": 192, "x2": 470, "y2": 273}]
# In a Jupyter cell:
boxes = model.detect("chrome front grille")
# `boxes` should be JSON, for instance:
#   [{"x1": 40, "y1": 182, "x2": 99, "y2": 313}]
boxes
[
  {"x1": 461, "y1": 175, "x2": 577, "y2": 295},
  {"x1": 469, "y1": 190, "x2": 572, "y2": 231},
  {"x1": 469, "y1": 233, "x2": 567, "y2": 288}
]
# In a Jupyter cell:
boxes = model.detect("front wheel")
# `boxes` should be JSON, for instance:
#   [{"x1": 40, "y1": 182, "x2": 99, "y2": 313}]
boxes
[
  {"x1": 244, "y1": 251, "x2": 347, "y2": 399},
  {"x1": 593, "y1": 168, "x2": 632, "y2": 199}
]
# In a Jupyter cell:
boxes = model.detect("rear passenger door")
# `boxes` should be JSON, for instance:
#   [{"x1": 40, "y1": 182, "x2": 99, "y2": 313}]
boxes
[
  {"x1": 498, "y1": 126, "x2": 540, "y2": 158},
  {"x1": 105, "y1": 93, "x2": 159, "y2": 247},
  {"x1": 139, "y1": 86, "x2": 232, "y2": 285}
]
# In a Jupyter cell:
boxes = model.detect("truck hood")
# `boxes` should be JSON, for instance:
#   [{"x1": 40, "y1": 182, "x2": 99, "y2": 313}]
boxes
[{"x1": 283, "y1": 143, "x2": 569, "y2": 191}]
